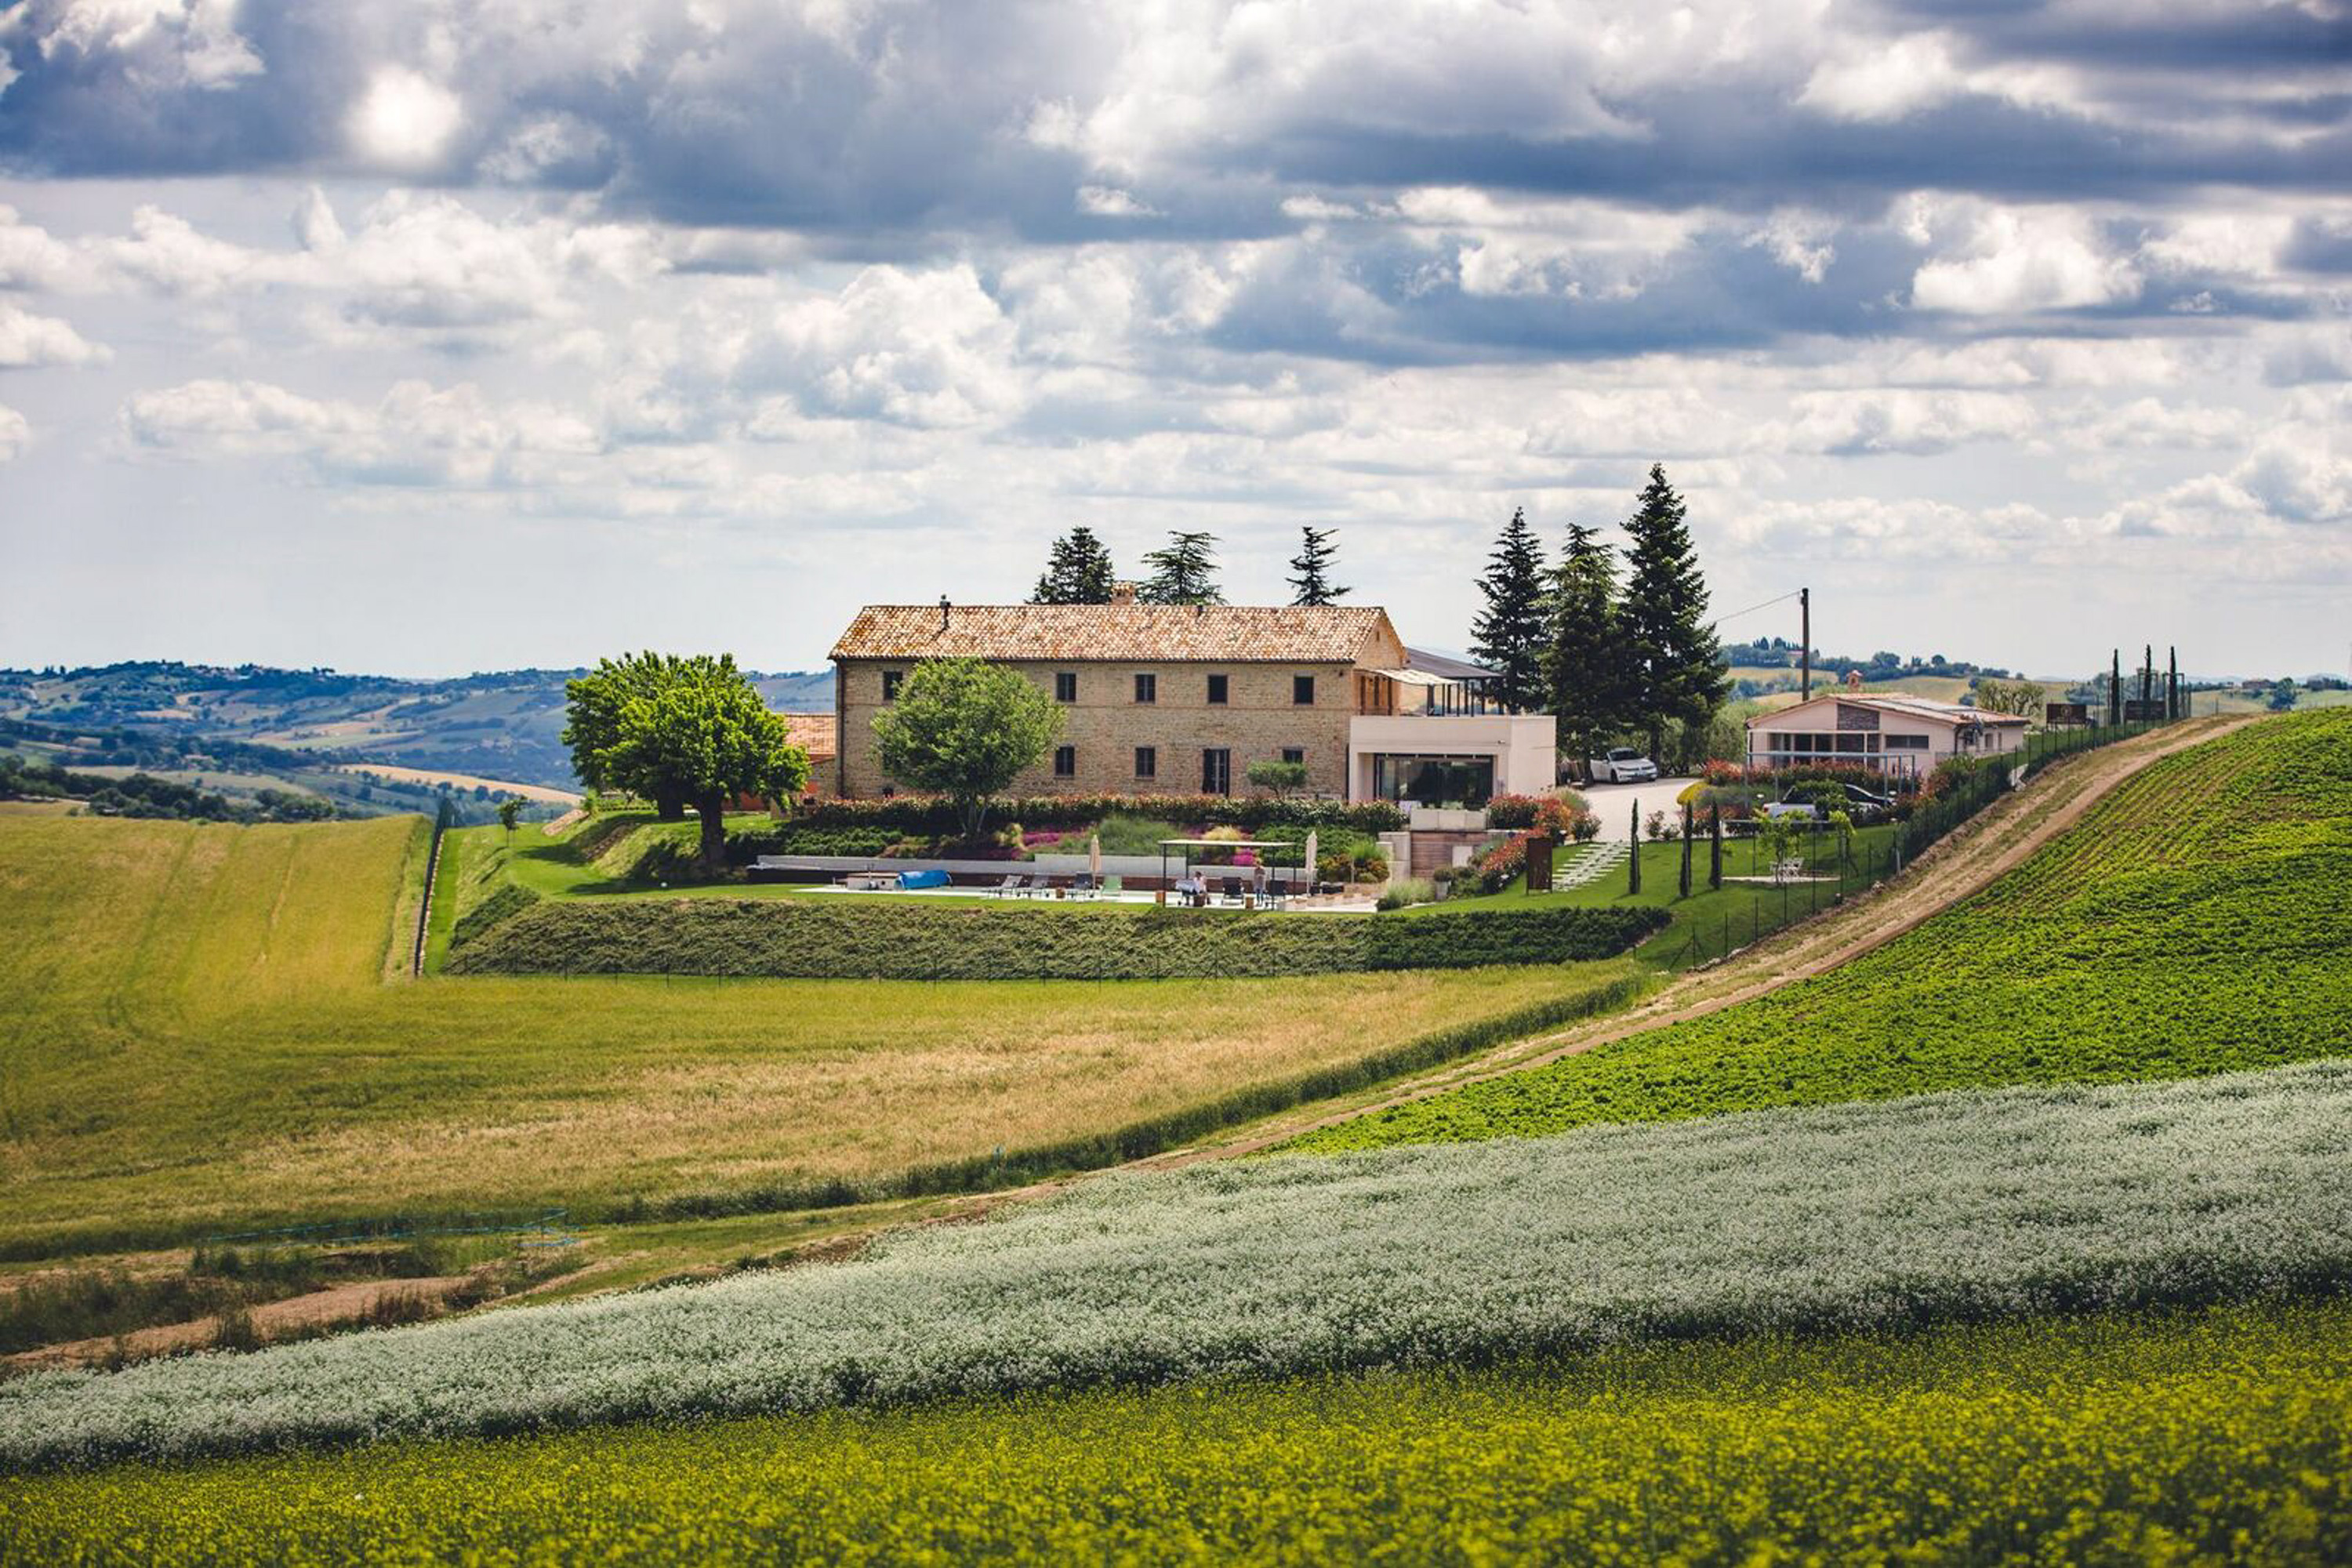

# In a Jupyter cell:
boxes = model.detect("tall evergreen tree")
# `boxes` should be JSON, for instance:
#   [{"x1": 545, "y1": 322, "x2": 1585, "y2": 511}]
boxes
[
  {"x1": 1468, "y1": 507, "x2": 1548, "y2": 711},
  {"x1": 1029, "y1": 526, "x2": 1118, "y2": 604},
  {"x1": 1543, "y1": 518, "x2": 1637, "y2": 768},
  {"x1": 1619, "y1": 464, "x2": 1727, "y2": 764},
  {"x1": 1138, "y1": 531, "x2": 1225, "y2": 605},
  {"x1": 1287, "y1": 525, "x2": 1349, "y2": 606}
]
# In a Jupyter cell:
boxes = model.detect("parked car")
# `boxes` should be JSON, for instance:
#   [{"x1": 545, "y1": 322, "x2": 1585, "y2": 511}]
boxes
[{"x1": 1588, "y1": 747, "x2": 1660, "y2": 783}]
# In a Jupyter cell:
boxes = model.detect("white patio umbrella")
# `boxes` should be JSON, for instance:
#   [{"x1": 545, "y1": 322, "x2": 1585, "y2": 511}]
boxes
[
  {"x1": 1303, "y1": 829, "x2": 1319, "y2": 890},
  {"x1": 1089, "y1": 833, "x2": 1102, "y2": 881}
]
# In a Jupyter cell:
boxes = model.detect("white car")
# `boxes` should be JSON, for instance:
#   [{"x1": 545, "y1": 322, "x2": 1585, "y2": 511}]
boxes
[{"x1": 1588, "y1": 746, "x2": 1660, "y2": 783}]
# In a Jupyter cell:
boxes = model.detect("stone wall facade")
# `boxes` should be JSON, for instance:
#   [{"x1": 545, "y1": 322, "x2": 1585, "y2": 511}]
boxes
[{"x1": 835, "y1": 659, "x2": 1359, "y2": 799}]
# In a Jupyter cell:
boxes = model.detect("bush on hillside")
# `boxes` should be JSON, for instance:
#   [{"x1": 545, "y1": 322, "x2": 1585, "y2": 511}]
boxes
[{"x1": 445, "y1": 900, "x2": 1667, "y2": 982}]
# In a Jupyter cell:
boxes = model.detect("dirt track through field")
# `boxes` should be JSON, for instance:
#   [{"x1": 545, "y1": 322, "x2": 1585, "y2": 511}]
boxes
[{"x1": 1119, "y1": 714, "x2": 2259, "y2": 1171}]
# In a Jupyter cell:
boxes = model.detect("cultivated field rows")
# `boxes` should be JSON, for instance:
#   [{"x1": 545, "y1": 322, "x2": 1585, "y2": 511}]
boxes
[{"x1": 7, "y1": 1058, "x2": 2350, "y2": 1468}]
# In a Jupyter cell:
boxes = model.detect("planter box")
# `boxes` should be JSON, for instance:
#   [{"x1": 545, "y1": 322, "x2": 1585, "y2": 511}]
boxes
[{"x1": 1408, "y1": 807, "x2": 1490, "y2": 831}]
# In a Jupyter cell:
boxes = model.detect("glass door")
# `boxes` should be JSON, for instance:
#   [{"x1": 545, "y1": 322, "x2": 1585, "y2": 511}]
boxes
[{"x1": 1201, "y1": 747, "x2": 1232, "y2": 795}]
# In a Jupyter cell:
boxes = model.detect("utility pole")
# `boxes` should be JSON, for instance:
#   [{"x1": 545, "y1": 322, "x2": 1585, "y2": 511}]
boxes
[{"x1": 1799, "y1": 586, "x2": 1811, "y2": 701}]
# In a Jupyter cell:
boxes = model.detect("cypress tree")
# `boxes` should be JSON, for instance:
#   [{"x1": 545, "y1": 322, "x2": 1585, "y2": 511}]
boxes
[
  {"x1": 1628, "y1": 800, "x2": 1642, "y2": 895},
  {"x1": 1469, "y1": 507, "x2": 1549, "y2": 711},
  {"x1": 1544, "y1": 519, "x2": 1637, "y2": 771},
  {"x1": 1679, "y1": 802, "x2": 1693, "y2": 898},
  {"x1": 1138, "y1": 531, "x2": 1225, "y2": 606},
  {"x1": 1708, "y1": 804, "x2": 1723, "y2": 889},
  {"x1": 1620, "y1": 464, "x2": 1728, "y2": 767},
  {"x1": 1029, "y1": 527, "x2": 1118, "y2": 604},
  {"x1": 1287, "y1": 526, "x2": 1349, "y2": 606}
]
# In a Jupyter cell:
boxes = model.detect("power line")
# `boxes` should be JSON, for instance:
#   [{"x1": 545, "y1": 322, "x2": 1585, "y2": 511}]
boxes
[{"x1": 1715, "y1": 589, "x2": 1803, "y2": 626}]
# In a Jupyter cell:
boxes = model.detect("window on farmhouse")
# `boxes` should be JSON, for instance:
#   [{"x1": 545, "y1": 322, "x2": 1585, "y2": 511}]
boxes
[
  {"x1": 1054, "y1": 746, "x2": 1076, "y2": 779},
  {"x1": 1292, "y1": 674, "x2": 1316, "y2": 706},
  {"x1": 1134, "y1": 672, "x2": 1157, "y2": 704},
  {"x1": 1207, "y1": 673, "x2": 1229, "y2": 705},
  {"x1": 1134, "y1": 746, "x2": 1156, "y2": 780},
  {"x1": 881, "y1": 670, "x2": 903, "y2": 702},
  {"x1": 1054, "y1": 671, "x2": 1078, "y2": 703},
  {"x1": 1282, "y1": 748, "x2": 1305, "y2": 765}
]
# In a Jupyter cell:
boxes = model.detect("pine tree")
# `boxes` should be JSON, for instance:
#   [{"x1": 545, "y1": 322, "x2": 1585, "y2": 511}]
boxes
[
  {"x1": 1468, "y1": 507, "x2": 1548, "y2": 711},
  {"x1": 1138, "y1": 531, "x2": 1225, "y2": 605},
  {"x1": 1288, "y1": 526, "x2": 1348, "y2": 606},
  {"x1": 1619, "y1": 464, "x2": 1727, "y2": 764},
  {"x1": 1029, "y1": 526, "x2": 1117, "y2": 604},
  {"x1": 1543, "y1": 519, "x2": 1637, "y2": 768}
]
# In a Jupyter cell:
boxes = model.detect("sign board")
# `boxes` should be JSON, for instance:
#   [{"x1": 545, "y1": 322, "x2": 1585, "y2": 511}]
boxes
[
  {"x1": 2044, "y1": 702, "x2": 2090, "y2": 727},
  {"x1": 1524, "y1": 834, "x2": 1555, "y2": 893},
  {"x1": 2122, "y1": 699, "x2": 2166, "y2": 722}
]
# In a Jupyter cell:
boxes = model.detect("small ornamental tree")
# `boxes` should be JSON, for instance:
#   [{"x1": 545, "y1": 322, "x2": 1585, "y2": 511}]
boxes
[
  {"x1": 496, "y1": 797, "x2": 524, "y2": 846},
  {"x1": 601, "y1": 662, "x2": 809, "y2": 873},
  {"x1": 1628, "y1": 800, "x2": 1642, "y2": 895},
  {"x1": 872, "y1": 658, "x2": 1064, "y2": 840},
  {"x1": 1245, "y1": 758, "x2": 1311, "y2": 799},
  {"x1": 1139, "y1": 531, "x2": 1225, "y2": 606},
  {"x1": 1679, "y1": 802, "x2": 1693, "y2": 897},
  {"x1": 1030, "y1": 526, "x2": 1118, "y2": 605},
  {"x1": 1709, "y1": 803, "x2": 1724, "y2": 889},
  {"x1": 1287, "y1": 526, "x2": 1349, "y2": 606}
]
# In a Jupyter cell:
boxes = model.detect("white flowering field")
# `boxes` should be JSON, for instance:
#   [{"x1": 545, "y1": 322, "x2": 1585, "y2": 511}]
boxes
[{"x1": 6, "y1": 1058, "x2": 2350, "y2": 1469}]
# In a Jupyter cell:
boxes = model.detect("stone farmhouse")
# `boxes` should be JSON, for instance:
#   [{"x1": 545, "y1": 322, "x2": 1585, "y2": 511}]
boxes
[
  {"x1": 1744, "y1": 692, "x2": 2028, "y2": 779},
  {"x1": 827, "y1": 593, "x2": 1558, "y2": 805}
]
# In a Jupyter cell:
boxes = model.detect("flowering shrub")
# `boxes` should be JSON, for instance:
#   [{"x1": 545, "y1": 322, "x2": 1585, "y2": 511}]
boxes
[{"x1": 5, "y1": 1061, "x2": 2347, "y2": 1470}]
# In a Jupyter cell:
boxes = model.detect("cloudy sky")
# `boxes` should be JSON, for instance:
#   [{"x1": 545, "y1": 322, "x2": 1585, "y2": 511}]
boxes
[{"x1": 1, "y1": 0, "x2": 2346, "y2": 680}]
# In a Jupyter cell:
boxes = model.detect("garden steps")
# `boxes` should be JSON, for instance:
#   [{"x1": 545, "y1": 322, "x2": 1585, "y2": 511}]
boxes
[{"x1": 1551, "y1": 840, "x2": 1628, "y2": 890}]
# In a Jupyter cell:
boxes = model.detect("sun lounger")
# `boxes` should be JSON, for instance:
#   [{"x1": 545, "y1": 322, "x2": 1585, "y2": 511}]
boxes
[
  {"x1": 993, "y1": 873, "x2": 1023, "y2": 897},
  {"x1": 1070, "y1": 873, "x2": 1095, "y2": 898}
]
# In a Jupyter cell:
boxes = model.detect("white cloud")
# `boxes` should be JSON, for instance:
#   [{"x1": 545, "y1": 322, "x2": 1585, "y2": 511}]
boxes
[
  {"x1": 43, "y1": 0, "x2": 260, "y2": 89},
  {"x1": 2233, "y1": 439, "x2": 2352, "y2": 526},
  {"x1": 0, "y1": 303, "x2": 107, "y2": 367},
  {"x1": 1911, "y1": 205, "x2": 2140, "y2": 314},
  {"x1": 1798, "y1": 31, "x2": 1967, "y2": 123},
  {"x1": 122, "y1": 376, "x2": 601, "y2": 486},
  {"x1": 1394, "y1": 189, "x2": 1701, "y2": 299},
  {"x1": 0, "y1": 401, "x2": 27, "y2": 460},
  {"x1": 751, "y1": 264, "x2": 1024, "y2": 428},
  {"x1": 349, "y1": 68, "x2": 466, "y2": 171},
  {"x1": 1765, "y1": 390, "x2": 2039, "y2": 456},
  {"x1": 1076, "y1": 186, "x2": 1158, "y2": 219},
  {"x1": 0, "y1": 205, "x2": 82, "y2": 290}
]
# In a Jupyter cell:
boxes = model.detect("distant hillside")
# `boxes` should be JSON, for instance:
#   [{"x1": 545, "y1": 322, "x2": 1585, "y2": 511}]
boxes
[{"x1": 0, "y1": 662, "x2": 834, "y2": 793}]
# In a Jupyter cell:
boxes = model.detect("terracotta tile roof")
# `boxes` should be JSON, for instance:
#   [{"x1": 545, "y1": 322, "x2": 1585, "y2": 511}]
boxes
[
  {"x1": 779, "y1": 712, "x2": 836, "y2": 759},
  {"x1": 829, "y1": 604, "x2": 1399, "y2": 664}
]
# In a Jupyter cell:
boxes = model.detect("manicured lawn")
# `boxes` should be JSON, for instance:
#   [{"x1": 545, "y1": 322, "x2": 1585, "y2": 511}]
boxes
[
  {"x1": 7, "y1": 1297, "x2": 2344, "y2": 1563},
  {"x1": 0, "y1": 814, "x2": 1636, "y2": 1258},
  {"x1": 1403, "y1": 826, "x2": 1898, "y2": 967},
  {"x1": 1296, "y1": 709, "x2": 2352, "y2": 1152}
]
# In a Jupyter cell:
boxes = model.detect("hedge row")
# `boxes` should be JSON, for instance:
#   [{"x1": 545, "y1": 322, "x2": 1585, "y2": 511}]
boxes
[
  {"x1": 446, "y1": 900, "x2": 1668, "y2": 982},
  {"x1": 791, "y1": 792, "x2": 1406, "y2": 835},
  {"x1": 448, "y1": 882, "x2": 539, "y2": 952}
]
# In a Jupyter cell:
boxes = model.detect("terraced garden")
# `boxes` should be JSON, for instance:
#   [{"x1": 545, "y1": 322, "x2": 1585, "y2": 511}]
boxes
[{"x1": 1294, "y1": 707, "x2": 2352, "y2": 1152}]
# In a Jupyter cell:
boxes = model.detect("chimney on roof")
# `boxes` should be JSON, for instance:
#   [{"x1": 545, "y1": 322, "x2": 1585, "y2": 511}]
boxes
[
  {"x1": 1109, "y1": 581, "x2": 1138, "y2": 605},
  {"x1": 938, "y1": 594, "x2": 951, "y2": 631}
]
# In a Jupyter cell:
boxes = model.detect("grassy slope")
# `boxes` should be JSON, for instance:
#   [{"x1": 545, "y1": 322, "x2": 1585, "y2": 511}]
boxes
[
  {"x1": 7, "y1": 1298, "x2": 2344, "y2": 1564},
  {"x1": 1295, "y1": 708, "x2": 2352, "y2": 1152},
  {"x1": 0, "y1": 814, "x2": 1634, "y2": 1257}
]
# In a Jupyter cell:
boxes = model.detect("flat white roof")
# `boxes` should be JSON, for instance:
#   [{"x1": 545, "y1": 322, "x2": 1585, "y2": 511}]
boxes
[{"x1": 1747, "y1": 691, "x2": 2028, "y2": 729}]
